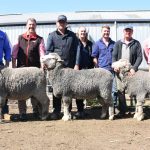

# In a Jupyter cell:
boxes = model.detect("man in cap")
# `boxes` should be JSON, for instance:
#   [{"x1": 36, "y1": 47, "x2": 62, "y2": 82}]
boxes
[
  {"x1": 112, "y1": 25, "x2": 143, "y2": 117},
  {"x1": 46, "y1": 15, "x2": 81, "y2": 120}
]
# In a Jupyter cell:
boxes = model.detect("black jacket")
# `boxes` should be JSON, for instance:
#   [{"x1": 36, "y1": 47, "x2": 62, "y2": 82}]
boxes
[{"x1": 46, "y1": 29, "x2": 79, "y2": 68}]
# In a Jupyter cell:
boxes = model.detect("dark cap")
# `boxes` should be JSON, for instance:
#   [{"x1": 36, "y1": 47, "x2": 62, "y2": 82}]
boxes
[
  {"x1": 57, "y1": 15, "x2": 67, "y2": 22},
  {"x1": 124, "y1": 25, "x2": 133, "y2": 30}
]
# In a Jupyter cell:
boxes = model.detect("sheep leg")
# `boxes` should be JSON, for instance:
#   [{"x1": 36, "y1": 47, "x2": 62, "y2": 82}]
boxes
[
  {"x1": 136, "y1": 101, "x2": 144, "y2": 121},
  {"x1": 108, "y1": 105, "x2": 114, "y2": 120},
  {"x1": 99, "y1": 98, "x2": 108, "y2": 119},
  {"x1": 34, "y1": 94, "x2": 49, "y2": 120},
  {"x1": 133, "y1": 105, "x2": 138, "y2": 119},
  {"x1": 0, "y1": 97, "x2": 6, "y2": 123},
  {"x1": 62, "y1": 96, "x2": 72, "y2": 121}
]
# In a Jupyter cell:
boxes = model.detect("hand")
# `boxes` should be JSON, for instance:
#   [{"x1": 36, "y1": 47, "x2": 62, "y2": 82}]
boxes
[
  {"x1": 128, "y1": 69, "x2": 135, "y2": 76},
  {"x1": 113, "y1": 67, "x2": 120, "y2": 73}
]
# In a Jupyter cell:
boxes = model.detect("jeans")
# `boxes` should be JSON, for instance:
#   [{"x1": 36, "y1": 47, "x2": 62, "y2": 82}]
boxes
[{"x1": 2, "y1": 99, "x2": 9, "y2": 114}]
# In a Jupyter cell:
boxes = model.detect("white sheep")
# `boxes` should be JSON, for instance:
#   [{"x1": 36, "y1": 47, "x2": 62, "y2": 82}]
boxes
[
  {"x1": 112, "y1": 59, "x2": 149, "y2": 121},
  {"x1": 0, "y1": 66, "x2": 49, "y2": 122},
  {"x1": 41, "y1": 53, "x2": 114, "y2": 121}
]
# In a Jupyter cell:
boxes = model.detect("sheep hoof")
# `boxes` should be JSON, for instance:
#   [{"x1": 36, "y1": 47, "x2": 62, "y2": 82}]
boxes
[
  {"x1": 133, "y1": 113, "x2": 138, "y2": 119},
  {"x1": 109, "y1": 115, "x2": 114, "y2": 120},
  {"x1": 62, "y1": 115, "x2": 71, "y2": 121}
]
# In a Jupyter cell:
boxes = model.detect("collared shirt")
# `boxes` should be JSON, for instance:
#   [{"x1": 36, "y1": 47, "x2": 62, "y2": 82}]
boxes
[
  {"x1": 0, "y1": 30, "x2": 11, "y2": 64},
  {"x1": 92, "y1": 38, "x2": 115, "y2": 71},
  {"x1": 12, "y1": 32, "x2": 45, "y2": 59}
]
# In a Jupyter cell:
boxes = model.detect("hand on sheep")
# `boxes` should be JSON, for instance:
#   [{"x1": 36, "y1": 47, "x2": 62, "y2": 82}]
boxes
[
  {"x1": 113, "y1": 67, "x2": 120, "y2": 73},
  {"x1": 128, "y1": 69, "x2": 135, "y2": 76}
]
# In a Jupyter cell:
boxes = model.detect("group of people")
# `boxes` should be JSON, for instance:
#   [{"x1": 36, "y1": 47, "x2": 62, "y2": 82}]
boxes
[{"x1": 0, "y1": 14, "x2": 149, "y2": 121}]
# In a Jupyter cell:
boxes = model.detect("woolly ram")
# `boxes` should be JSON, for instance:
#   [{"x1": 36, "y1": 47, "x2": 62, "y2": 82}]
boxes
[
  {"x1": 0, "y1": 66, "x2": 49, "y2": 122},
  {"x1": 112, "y1": 59, "x2": 150, "y2": 121},
  {"x1": 41, "y1": 53, "x2": 114, "y2": 121}
]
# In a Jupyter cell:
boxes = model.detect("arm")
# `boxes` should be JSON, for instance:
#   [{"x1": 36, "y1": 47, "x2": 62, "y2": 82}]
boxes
[
  {"x1": 143, "y1": 39, "x2": 150, "y2": 63},
  {"x1": 93, "y1": 58, "x2": 98, "y2": 67},
  {"x1": 91, "y1": 42, "x2": 99, "y2": 67},
  {"x1": 3, "y1": 33, "x2": 11, "y2": 67},
  {"x1": 12, "y1": 35, "x2": 21, "y2": 68},
  {"x1": 132, "y1": 41, "x2": 143, "y2": 71},
  {"x1": 112, "y1": 41, "x2": 120, "y2": 72},
  {"x1": 74, "y1": 38, "x2": 80, "y2": 70},
  {"x1": 46, "y1": 33, "x2": 54, "y2": 55},
  {"x1": 39, "y1": 38, "x2": 46, "y2": 68}
]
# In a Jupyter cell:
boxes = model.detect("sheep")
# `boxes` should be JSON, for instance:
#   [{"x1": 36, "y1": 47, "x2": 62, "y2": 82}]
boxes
[
  {"x1": 0, "y1": 66, "x2": 49, "y2": 122},
  {"x1": 41, "y1": 53, "x2": 114, "y2": 121},
  {"x1": 112, "y1": 59, "x2": 150, "y2": 121}
]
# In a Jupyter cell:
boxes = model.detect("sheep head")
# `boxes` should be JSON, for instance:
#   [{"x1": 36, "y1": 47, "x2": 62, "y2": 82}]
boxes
[
  {"x1": 112, "y1": 59, "x2": 132, "y2": 77},
  {"x1": 41, "y1": 53, "x2": 63, "y2": 69}
]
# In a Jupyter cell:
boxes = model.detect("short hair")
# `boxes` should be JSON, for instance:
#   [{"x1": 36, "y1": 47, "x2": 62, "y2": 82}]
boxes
[
  {"x1": 101, "y1": 25, "x2": 110, "y2": 30},
  {"x1": 26, "y1": 18, "x2": 37, "y2": 24}
]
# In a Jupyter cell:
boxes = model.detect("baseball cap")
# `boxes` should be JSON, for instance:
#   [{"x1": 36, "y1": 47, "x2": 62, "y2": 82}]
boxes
[
  {"x1": 124, "y1": 25, "x2": 133, "y2": 30},
  {"x1": 57, "y1": 15, "x2": 67, "y2": 22}
]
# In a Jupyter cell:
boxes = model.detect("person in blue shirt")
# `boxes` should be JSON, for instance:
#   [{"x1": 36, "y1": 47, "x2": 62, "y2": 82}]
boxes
[
  {"x1": 91, "y1": 25, "x2": 118, "y2": 115},
  {"x1": 0, "y1": 30, "x2": 11, "y2": 121}
]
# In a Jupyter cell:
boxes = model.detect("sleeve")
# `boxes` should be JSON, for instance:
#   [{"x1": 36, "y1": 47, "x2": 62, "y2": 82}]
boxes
[
  {"x1": 12, "y1": 36, "x2": 20, "y2": 59},
  {"x1": 3, "y1": 33, "x2": 11, "y2": 61},
  {"x1": 91, "y1": 42, "x2": 99, "y2": 58},
  {"x1": 39, "y1": 38, "x2": 45, "y2": 57},
  {"x1": 75, "y1": 42, "x2": 81, "y2": 65},
  {"x1": 143, "y1": 39, "x2": 150, "y2": 64},
  {"x1": 112, "y1": 42, "x2": 119, "y2": 63},
  {"x1": 46, "y1": 33, "x2": 54, "y2": 55},
  {"x1": 132, "y1": 41, "x2": 143, "y2": 71}
]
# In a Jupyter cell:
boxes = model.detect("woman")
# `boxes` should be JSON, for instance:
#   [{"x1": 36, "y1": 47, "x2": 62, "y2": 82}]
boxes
[{"x1": 75, "y1": 26, "x2": 94, "y2": 119}]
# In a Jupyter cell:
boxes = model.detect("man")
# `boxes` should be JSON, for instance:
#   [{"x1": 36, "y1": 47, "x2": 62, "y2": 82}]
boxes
[
  {"x1": 112, "y1": 25, "x2": 143, "y2": 117},
  {"x1": 91, "y1": 25, "x2": 117, "y2": 113},
  {"x1": 46, "y1": 15, "x2": 80, "y2": 120},
  {"x1": 12, "y1": 18, "x2": 45, "y2": 121},
  {"x1": 0, "y1": 30, "x2": 11, "y2": 121}
]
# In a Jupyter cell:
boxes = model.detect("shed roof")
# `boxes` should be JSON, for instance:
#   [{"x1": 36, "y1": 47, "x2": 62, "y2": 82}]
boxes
[{"x1": 1, "y1": 10, "x2": 150, "y2": 26}]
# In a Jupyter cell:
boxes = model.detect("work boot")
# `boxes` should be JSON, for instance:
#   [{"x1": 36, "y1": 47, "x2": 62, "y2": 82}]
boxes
[{"x1": 19, "y1": 113, "x2": 28, "y2": 121}]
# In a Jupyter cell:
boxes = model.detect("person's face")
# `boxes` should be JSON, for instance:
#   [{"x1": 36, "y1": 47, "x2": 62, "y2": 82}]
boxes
[
  {"x1": 56, "y1": 20, "x2": 67, "y2": 31},
  {"x1": 78, "y1": 27, "x2": 87, "y2": 39},
  {"x1": 123, "y1": 29, "x2": 133, "y2": 39},
  {"x1": 101, "y1": 27, "x2": 110, "y2": 38},
  {"x1": 26, "y1": 20, "x2": 36, "y2": 34}
]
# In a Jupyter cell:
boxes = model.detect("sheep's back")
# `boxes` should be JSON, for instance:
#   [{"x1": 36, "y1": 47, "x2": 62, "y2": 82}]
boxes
[
  {"x1": 127, "y1": 70, "x2": 150, "y2": 94},
  {"x1": 53, "y1": 68, "x2": 113, "y2": 99},
  {"x1": 0, "y1": 67, "x2": 46, "y2": 99}
]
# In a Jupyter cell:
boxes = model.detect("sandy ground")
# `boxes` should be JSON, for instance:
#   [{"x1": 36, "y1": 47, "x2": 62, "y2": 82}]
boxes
[{"x1": 0, "y1": 99, "x2": 150, "y2": 150}]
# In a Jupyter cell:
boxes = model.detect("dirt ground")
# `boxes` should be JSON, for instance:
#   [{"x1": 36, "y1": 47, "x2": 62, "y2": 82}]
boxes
[{"x1": 0, "y1": 99, "x2": 150, "y2": 150}]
